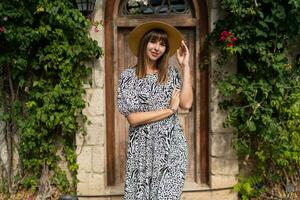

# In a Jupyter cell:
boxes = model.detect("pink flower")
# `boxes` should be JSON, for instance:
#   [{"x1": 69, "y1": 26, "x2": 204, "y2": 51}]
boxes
[
  {"x1": 221, "y1": 30, "x2": 231, "y2": 38},
  {"x1": 0, "y1": 26, "x2": 6, "y2": 32},
  {"x1": 231, "y1": 37, "x2": 237, "y2": 42},
  {"x1": 219, "y1": 30, "x2": 233, "y2": 42},
  {"x1": 220, "y1": 36, "x2": 226, "y2": 41},
  {"x1": 219, "y1": 30, "x2": 238, "y2": 48},
  {"x1": 94, "y1": 26, "x2": 99, "y2": 32}
]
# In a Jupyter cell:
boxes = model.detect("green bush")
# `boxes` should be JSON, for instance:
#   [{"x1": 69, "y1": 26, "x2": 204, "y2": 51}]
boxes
[
  {"x1": 0, "y1": 0, "x2": 102, "y2": 193},
  {"x1": 208, "y1": 0, "x2": 300, "y2": 199}
]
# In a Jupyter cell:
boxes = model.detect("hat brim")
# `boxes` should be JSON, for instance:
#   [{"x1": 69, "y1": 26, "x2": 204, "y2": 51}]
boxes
[{"x1": 128, "y1": 21, "x2": 183, "y2": 57}]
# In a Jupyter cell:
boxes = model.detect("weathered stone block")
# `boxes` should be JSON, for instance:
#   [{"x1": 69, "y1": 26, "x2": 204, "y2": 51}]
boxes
[
  {"x1": 181, "y1": 191, "x2": 211, "y2": 200},
  {"x1": 84, "y1": 88, "x2": 104, "y2": 116},
  {"x1": 77, "y1": 116, "x2": 105, "y2": 146},
  {"x1": 209, "y1": 8, "x2": 225, "y2": 31},
  {"x1": 77, "y1": 183, "x2": 89, "y2": 195},
  {"x1": 211, "y1": 157, "x2": 239, "y2": 175},
  {"x1": 210, "y1": 174, "x2": 238, "y2": 188},
  {"x1": 209, "y1": 101, "x2": 232, "y2": 133},
  {"x1": 88, "y1": 173, "x2": 105, "y2": 194},
  {"x1": 92, "y1": 145, "x2": 105, "y2": 174},
  {"x1": 93, "y1": 66, "x2": 104, "y2": 88},
  {"x1": 77, "y1": 146, "x2": 92, "y2": 172},
  {"x1": 77, "y1": 171, "x2": 89, "y2": 184},
  {"x1": 211, "y1": 133, "x2": 237, "y2": 158},
  {"x1": 77, "y1": 172, "x2": 105, "y2": 195},
  {"x1": 211, "y1": 189, "x2": 238, "y2": 200}
]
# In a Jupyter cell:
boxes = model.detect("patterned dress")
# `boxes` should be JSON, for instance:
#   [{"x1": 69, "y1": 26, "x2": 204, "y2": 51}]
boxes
[{"x1": 117, "y1": 66, "x2": 188, "y2": 200}]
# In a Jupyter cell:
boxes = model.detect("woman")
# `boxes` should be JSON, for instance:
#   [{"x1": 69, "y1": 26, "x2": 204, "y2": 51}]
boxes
[{"x1": 117, "y1": 21, "x2": 193, "y2": 200}]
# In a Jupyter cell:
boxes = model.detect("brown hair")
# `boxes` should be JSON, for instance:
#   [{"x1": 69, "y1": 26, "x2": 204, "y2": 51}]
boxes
[{"x1": 136, "y1": 29, "x2": 170, "y2": 83}]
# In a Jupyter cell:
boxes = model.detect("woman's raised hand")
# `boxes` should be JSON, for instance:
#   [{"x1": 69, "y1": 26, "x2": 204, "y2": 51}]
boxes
[
  {"x1": 176, "y1": 40, "x2": 190, "y2": 68},
  {"x1": 169, "y1": 88, "x2": 181, "y2": 111}
]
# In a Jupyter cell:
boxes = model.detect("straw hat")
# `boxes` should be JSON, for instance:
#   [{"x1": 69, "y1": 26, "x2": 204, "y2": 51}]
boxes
[{"x1": 128, "y1": 21, "x2": 183, "y2": 57}]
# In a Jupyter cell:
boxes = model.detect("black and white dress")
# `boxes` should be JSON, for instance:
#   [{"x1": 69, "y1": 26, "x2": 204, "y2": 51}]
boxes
[{"x1": 117, "y1": 66, "x2": 188, "y2": 200}]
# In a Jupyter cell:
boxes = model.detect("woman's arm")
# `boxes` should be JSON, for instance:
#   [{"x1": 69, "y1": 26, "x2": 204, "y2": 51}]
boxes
[
  {"x1": 176, "y1": 40, "x2": 193, "y2": 109},
  {"x1": 127, "y1": 88, "x2": 180, "y2": 127},
  {"x1": 127, "y1": 109, "x2": 173, "y2": 127},
  {"x1": 179, "y1": 66, "x2": 193, "y2": 109}
]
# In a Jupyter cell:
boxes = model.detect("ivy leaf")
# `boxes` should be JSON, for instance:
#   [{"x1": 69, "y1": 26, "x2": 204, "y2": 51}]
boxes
[
  {"x1": 255, "y1": 28, "x2": 268, "y2": 38},
  {"x1": 246, "y1": 120, "x2": 256, "y2": 132}
]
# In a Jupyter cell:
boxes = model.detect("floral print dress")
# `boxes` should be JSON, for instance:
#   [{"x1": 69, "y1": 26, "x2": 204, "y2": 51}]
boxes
[{"x1": 117, "y1": 66, "x2": 188, "y2": 200}]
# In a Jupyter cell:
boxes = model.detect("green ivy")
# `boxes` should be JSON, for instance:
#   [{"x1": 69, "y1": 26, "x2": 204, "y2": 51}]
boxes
[
  {"x1": 208, "y1": 0, "x2": 300, "y2": 199},
  {"x1": 0, "y1": 0, "x2": 102, "y2": 194}
]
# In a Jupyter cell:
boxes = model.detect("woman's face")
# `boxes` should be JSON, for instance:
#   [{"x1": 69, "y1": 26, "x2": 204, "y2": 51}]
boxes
[{"x1": 145, "y1": 39, "x2": 167, "y2": 62}]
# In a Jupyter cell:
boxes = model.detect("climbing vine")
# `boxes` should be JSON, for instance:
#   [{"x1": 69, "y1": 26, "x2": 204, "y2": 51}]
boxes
[
  {"x1": 208, "y1": 0, "x2": 300, "y2": 199},
  {"x1": 0, "y1": 0, "x2": 102, "y2": 196}
]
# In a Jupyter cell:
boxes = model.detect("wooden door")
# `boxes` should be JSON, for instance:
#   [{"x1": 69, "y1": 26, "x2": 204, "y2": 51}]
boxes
[
  {"x1": 105, "y1": 0, "x2": 209, "y2": 193},
  {"x1": 114, "y1": 27, "x2": 197, "y2": 185}
]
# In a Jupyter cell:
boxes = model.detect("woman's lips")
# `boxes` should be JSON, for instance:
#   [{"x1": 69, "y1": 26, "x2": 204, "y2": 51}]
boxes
[{"x1": 151, "y1": 52, "x2": 159, "y2": 57}]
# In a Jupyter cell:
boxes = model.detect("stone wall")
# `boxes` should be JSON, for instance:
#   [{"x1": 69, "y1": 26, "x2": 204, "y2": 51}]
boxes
[
  {"x1": 208, "y1": 0, "x2": 238, "y2": 198},
  {"x1": 76, "y1": 0, "x2": 239, "y2": 199},
  {"x1": 76, "y1": 0, "x2": 107, "y2": 196}
]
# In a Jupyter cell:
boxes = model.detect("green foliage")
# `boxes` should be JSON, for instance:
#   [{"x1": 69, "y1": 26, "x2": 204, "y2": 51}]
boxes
[
  {"x1": 208, "y1": 0, "x2": 300, "y2": 199},
  {"x1": 234, "y1": 176, "x2": 264, "y2": 200},
  {"x1": 64, "y1": 139, "x2": 79, "y2": 189},
  {"x1": 22, "y1": 176, "x2": 38, "y2": 192},
  {"x1": 0, "y1": 179, "x2": 9, "y2": 194},
  {"x1": 0, "y1": 0, "x2": 102, "y2": 194},
  {"x1": 52, "y1": 168, "x2": 70, "y2": 193}
]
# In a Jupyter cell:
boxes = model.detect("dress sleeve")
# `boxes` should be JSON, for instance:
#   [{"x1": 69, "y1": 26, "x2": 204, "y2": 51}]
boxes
[
  {"x1": 172, "y1": 66, "x2": 182, "y2": 90},
  {"x1": 117, "y1": 70, "x2": 139, "y2": 117}
]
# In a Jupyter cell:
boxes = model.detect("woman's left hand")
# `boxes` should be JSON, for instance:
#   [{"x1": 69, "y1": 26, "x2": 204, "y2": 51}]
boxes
[{"x1": 176, "y1": 40, "x2": 190, "y2": 68}]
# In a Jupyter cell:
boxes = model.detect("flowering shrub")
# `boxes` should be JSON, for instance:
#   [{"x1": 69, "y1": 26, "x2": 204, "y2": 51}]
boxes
[
  {"x1": 208, "y1": 0, "x2": 300, "y2": 199},
  {"x1": 219, "y1": 30, "x2": 237, "y2": 47}
]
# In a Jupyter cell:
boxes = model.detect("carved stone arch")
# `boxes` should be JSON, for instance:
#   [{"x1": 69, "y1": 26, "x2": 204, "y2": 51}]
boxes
[{"x1": 104, "y1": 0, "x2": 209, "y2": 192}]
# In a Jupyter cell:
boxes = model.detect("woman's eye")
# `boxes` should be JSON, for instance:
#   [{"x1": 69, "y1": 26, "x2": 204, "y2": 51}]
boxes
[{"x1": 149, "y1": 40, "x2": 166, "y2": 47}]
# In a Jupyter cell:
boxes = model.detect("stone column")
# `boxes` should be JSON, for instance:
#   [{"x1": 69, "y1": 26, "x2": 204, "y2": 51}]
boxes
[
  {"x1": 76, "y1": 0, "x2": 106, "y2": 196},
  {"x1": 208, "y1": 0, "x2": 239, "y2": 199}
]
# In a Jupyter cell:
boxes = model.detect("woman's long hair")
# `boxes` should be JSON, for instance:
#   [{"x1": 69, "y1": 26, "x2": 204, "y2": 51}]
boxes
[{"x1": 136, "y1": 29, "x2": 170, "y2": 83}]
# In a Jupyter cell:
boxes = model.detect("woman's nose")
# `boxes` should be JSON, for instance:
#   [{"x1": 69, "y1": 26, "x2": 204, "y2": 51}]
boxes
[{"x1": 153, "y1": 42, "x2": 160, "y2": 50}]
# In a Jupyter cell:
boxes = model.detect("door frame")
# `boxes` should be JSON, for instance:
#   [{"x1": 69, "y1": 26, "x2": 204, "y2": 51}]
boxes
[{"x1": 104, "y1": 0, "x2": 209, "y2": 187}]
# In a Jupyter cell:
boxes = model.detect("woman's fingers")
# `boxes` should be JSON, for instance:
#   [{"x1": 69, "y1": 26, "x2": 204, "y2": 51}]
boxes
[
  {"x1": 172, "y1": 88, "x2": 181, "y2": 98},
  {"x1": 177, "y1": 41, "x2": 186, "y2": 54},
  {"x1": 172, "y1": 88, "x2": 177, "y2": 96},
  {"x1": 181, "y1": 41, "x2": 186, "y2": 51},
  {"x1": 182, "y1": 41, "x2": 189, "y2": 55},
  {"x1": 176, "y1": 41, "x2": 189, "y2": 68}
]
